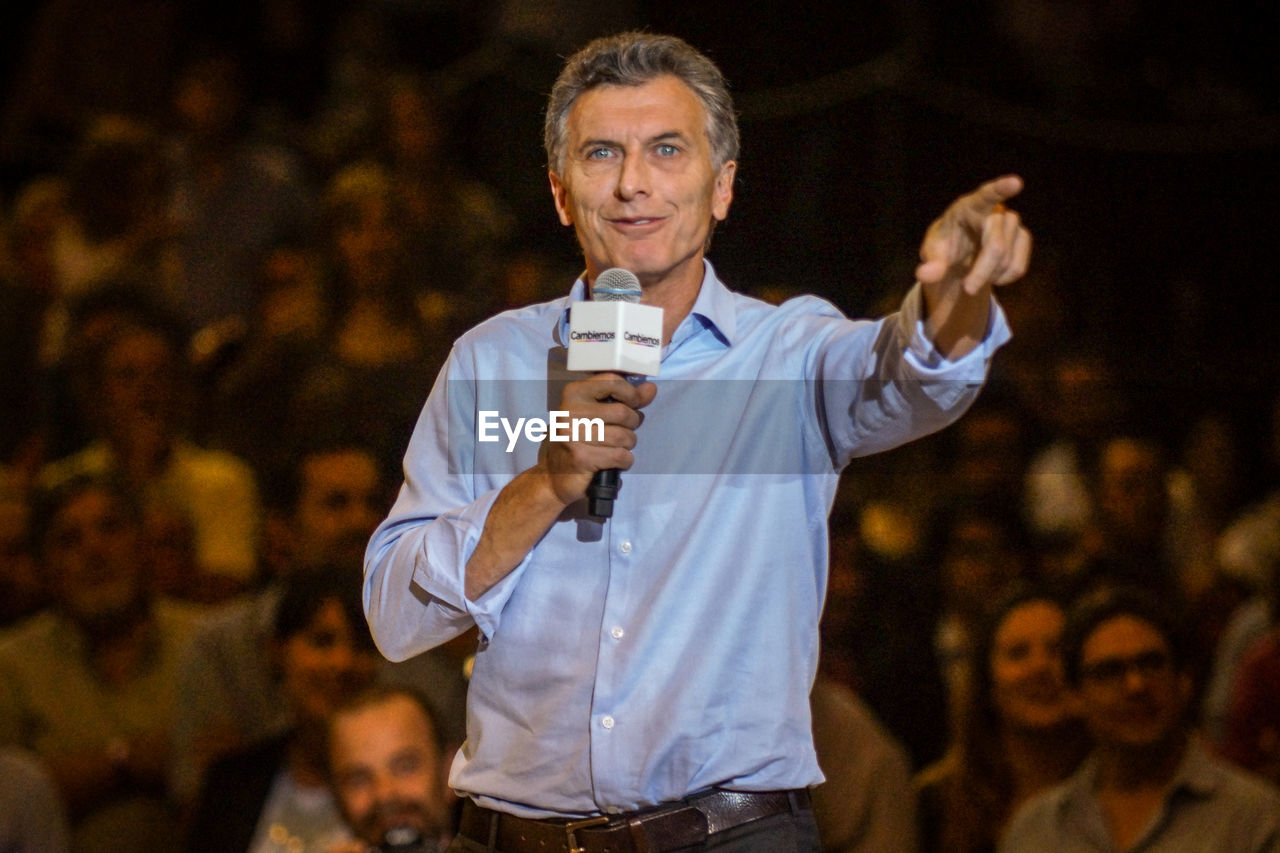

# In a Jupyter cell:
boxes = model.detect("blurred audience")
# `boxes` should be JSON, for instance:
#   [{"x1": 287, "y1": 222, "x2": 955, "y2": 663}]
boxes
[
  {"x1": 821, "y1": 494, "x2": 949, "y2": 769},
  {"x1": 288, "y1": 161, "x2": 451, "y2": 480},
  {"x1": 199, "y1": 240, "x2": 331, "y2": 475},
  {"x1": 1219, "y1": 535, "x2": 1280, "y2": 784},
  {"x1": 326, "y1": 685, "x2": 456, "y2": 853},
  {"x1": 164, "y1": 48, "x2": 313, "y2": 333},
  {"x1": 0, "y1": 469, "x2": 50, "y2": 628},
  {"x1": 0, "y1": 0, "x2": 184, "y2": 170},
  {"x1": 811, "y1": 674, "x2": 920, "y2": 853},
  {"x1": 187, "y1": 569, "x2": 378, "y2": 853},
  {"x1": 917, "y1": 585, "x2": 1088, "y2": 853},
  {"x1": 1205, "y1": 389, "x2": 1280, "y2": 743},
  {"x1": 1000, "y1": 587, "x2": 1280, "y2": 852},
  {"x1": 49, "y1": 117, "x2": 177, "y2": 308},
  {"x1": 1066, "y1": 436, "x2": 1178, "y2": 600},
  {"x1": 0, "y1": 745, "x2": 71, "y2": 853},
  {"x1": 0, "y1": 474, "x2": 200, "y2": 852},
  {"x1": 371, "y1": 73, "x2": 513, "y2": 315},
  {"x1": 169, "y1": 438, "x2": 390, "y2": 806},
  {"x1": 38, "y1": 312, "x2": 262, "y2": 598},
  {"x1": 171, "y1": 439, "x2": 470, "y2": 809},
  {"x1": 928, "y1": 500, "x2": 1035, "y2": 721},
  {"x1": 1023, "y1": 350, "x2": 1127, "y2": 546}
]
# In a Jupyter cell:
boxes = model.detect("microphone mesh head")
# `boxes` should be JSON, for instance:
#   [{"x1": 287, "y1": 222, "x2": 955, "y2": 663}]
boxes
[{"x1": 592, "y1": 268, "x2": 642, "y2": 303}]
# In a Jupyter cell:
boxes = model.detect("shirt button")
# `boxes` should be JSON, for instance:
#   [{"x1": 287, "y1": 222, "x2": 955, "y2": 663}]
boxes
[
  {"x1": 601, "y1": 715, "x2": 615, "y2": 729},
  {"x1": 610, "y1": 626, "x2": 625, "y2": 640},
  {"x1": 620, "y1": 540, "x2": 632, "y2": 554}
]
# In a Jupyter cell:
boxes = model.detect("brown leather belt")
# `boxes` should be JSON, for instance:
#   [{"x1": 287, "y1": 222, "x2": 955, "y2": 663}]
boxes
[{"x1": 457, "y1": 788, "x2": 812, "y2": 853}]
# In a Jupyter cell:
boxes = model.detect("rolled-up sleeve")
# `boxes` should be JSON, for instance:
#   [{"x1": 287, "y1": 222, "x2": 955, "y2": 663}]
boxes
[
  {"x1": 813, "y1": 283, "x2": 1010, "y2": 465},
  {"x1": 363, "y1": 350, "x2": 536, "y2": 661}
]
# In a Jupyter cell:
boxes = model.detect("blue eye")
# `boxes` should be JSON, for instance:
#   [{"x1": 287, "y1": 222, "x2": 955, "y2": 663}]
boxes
[
  {"x1": 656, "y1": 144, "x2": 679, "y2": 156},
  {"x1": 587, "y1": 147, "x2": 614, "y2": 160}
]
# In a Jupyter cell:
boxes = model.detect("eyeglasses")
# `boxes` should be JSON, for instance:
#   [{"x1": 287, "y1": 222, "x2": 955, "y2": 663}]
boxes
[{"x1": 1080, "y1": 650, "x2": 1173, "y2": 688}]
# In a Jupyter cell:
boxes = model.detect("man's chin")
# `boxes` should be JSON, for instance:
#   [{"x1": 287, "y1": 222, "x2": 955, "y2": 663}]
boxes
[{"x1": 360, "y1": 814, "x2": 428, "y2": 847}]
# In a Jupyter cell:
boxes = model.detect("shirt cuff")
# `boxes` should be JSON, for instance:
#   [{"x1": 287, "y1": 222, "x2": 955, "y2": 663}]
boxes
[
  {"x1": 409, "y1": 487, "x2": 532, "y2": 642},
  {"x1": 896, "y1": 282, "x2": 1012, "y2": 379}
]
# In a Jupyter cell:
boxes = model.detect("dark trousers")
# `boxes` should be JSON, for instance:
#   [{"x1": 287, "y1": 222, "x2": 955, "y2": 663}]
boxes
[{"x1": 446, "y1": 808, "x2": 821, "y2": 853}]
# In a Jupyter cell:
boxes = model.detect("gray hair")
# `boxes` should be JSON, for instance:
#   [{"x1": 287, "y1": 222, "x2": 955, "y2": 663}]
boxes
[{"x1": 544, "y1": 32, "x2": 740, "y2": 175}]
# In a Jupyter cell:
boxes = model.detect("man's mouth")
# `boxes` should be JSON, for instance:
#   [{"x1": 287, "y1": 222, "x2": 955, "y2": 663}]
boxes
[{"x1": 611, "y1": 216, "x2": 663, "y2": 226}]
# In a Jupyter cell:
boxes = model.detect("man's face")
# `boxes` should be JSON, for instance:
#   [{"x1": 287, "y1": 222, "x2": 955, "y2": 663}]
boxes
[
  {"x1": 1074, "y1": 615, "x2": 1190, "y2": 751},
  {"x1": 329, "y1": 696, "x2": 449, "y2": 846},
  {"x1": 549, "y1": 75, "x2": 735, "y2": 293},
  {"x1": 101, "y1": 328, "x2": 177, "y2": 438},
  {"x1": 44, "y1": 487, "x2": 145, "y2": 628},
  {"x1": 292, "y1": 450, "x2": 384, "y2": 572},
  {"x1": 1097, "y1": 440, "x2": 1167, "y2": 543}
]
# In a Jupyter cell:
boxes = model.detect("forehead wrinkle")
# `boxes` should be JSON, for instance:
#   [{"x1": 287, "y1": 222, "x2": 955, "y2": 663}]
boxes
[{"x1": 568, "y1": 78, "x2": 710, "y2": 146}]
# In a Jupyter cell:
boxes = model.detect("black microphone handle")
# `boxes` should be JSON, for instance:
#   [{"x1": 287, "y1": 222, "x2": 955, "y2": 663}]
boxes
[
  {"x1": 587, "y1": 467, "x2": 620, "y2": 518},
  {"x1": 585, "y1": 373, "x2": 647, "y2": 518}
]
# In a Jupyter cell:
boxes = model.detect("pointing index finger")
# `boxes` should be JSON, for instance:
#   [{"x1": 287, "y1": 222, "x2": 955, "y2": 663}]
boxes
[{"x1": 955, "y1": 174, "x2": 1024, "y2": 228}]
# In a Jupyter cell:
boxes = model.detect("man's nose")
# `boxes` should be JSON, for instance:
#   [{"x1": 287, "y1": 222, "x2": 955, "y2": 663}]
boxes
[
  {"x1": 1029, "y1": 645, "x2": 1060, "y2": 676},
  {"x1": 615, "y1": 152, "x2": 651, "y2": 200},
  {"x1": 372, "y1": 772, "x2": 398, "y2": 804},
  {"x1": 1122, "y1": 665, "x2": 1152, "y2": 693}
]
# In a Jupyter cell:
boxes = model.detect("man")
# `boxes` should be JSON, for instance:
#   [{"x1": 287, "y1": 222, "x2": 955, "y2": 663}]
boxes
[
  {"x1": 171, "y1": 440, "x2": 469, "y2": 805},
  {"x1": 365, "y1": 31, "x2": 1028, "y2": 852},
  {"x1": 0, "y1": 474, "x2": 200, "y2": 852},
  {"x1": 39, "y1": 315, "x2": 262, "y2": 596},
  {"x1": 1000, "y1": 588, "x2": 1280, "y2": 852},
  {"x1": 327, "y1": 686, "x2": 454, "y2": 853}
]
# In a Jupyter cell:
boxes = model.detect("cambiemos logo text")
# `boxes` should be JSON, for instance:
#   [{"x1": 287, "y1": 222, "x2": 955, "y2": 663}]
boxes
[
  {"x1": 568, "y1": 330, "x2": 615, "y2": 342},
  {"x1": 623, "y1": 331, "x2": 660, "y2": 348},
  {"x1": 478, "y1": 411, "x2": 605, "y2": 452}
]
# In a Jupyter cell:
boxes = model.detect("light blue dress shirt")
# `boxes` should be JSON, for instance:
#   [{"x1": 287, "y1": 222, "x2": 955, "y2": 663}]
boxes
[{"x1": 364, "y1": 261, "x2": 1009, "y2": 818}]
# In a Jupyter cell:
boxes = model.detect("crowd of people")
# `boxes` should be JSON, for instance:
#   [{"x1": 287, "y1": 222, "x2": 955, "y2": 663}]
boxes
[{"x1": 2, "y1": 6, "x2": 1280, "y2": 853}]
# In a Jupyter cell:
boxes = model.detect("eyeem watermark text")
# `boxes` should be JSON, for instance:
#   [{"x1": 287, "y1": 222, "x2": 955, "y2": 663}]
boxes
[{"x1": 478, "y1": 411, "x2": 605, "y2": 452}]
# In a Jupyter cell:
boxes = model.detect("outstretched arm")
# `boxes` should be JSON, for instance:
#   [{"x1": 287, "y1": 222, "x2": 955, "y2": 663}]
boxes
[{"x1": 916, "y1": 175, "x2": 1031, "y2": 359}]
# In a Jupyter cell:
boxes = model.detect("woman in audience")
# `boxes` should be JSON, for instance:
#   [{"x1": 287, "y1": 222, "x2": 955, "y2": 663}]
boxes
[
  {"x1": 187, "y1": 569, "x2": 378, "y2": 852},
  {"x1": 916, "y1": 585, "x2": 1089, "y2": 853}
]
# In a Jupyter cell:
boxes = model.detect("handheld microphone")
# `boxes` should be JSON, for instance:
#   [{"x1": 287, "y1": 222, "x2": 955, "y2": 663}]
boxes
[{"x1": 566, "y1": 268, "x2": 663, "y2": 518}]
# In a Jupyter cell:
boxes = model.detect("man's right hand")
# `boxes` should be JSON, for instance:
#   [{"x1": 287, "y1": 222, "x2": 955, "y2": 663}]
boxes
[
  {"x1": 540, "y1": 372, "x2": 657, "y2": 506},
  {"x1": 464, "y1": 374, "x2": 656, "y2": 601}
]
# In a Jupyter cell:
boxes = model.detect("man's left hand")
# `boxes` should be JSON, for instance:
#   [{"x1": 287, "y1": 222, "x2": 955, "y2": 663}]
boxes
[{"x1": 916, "y1": 174, "x2": 1031, "y2": 297}]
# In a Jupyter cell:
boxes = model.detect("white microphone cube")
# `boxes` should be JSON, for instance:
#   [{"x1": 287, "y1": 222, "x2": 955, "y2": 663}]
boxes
[{"x1": 567, "y1": 301, "x2": 664, "y2": 376}]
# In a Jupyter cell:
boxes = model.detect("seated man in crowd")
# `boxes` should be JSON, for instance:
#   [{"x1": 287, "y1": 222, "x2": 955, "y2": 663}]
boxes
[
  {"x1": 171, "y1": 439, "x2": 469, "y2": 807},
  {"x1": 1000, "y1": 587, "x2": 1280, "y2": 853},
  {"x1": 38, "y1": 312, "x2": 262, "y2": 599},
  {"x1": 0, "y1": 473, "x2": 200, "y2": 852},
  {"x1": 326, "y1": 686, "x2": 456, "y2": 853}
]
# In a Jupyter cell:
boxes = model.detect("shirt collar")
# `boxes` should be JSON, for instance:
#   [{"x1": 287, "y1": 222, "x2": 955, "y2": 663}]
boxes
[
  {"x1": 1060, "y1": 734, "x2": 1222, "y2": 821},
  {"x1": 554, "y1": 260, "x2": 736, "y2": 350},
  {"x1": 1167, "y1": 735, "x2": 1223, "y2": 798}
]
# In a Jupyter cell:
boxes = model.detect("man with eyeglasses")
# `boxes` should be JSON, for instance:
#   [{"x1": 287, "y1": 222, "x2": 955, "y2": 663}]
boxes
[{"x1": 1000, "y1": 587, "x2": 1280, "y2": 852}]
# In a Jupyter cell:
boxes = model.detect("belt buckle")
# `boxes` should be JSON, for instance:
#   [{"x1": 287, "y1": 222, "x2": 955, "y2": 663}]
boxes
[{"x1": 564, "y1": 815, "x2": 609, "y2": 853}]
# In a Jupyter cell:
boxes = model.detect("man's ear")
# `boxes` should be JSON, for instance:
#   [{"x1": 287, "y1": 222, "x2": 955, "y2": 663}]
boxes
[
  {"x1": 549, "y1": 171, "x2": 573, "y2": 226},
  {"x1": 712, "y1": 160, "x2": 736, "y2": 222}
]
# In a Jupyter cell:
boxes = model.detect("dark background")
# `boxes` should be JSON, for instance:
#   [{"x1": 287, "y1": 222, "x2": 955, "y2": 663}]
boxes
[{"x1": 3, "y1": 0, "x2": 1277, "y2": 472}]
